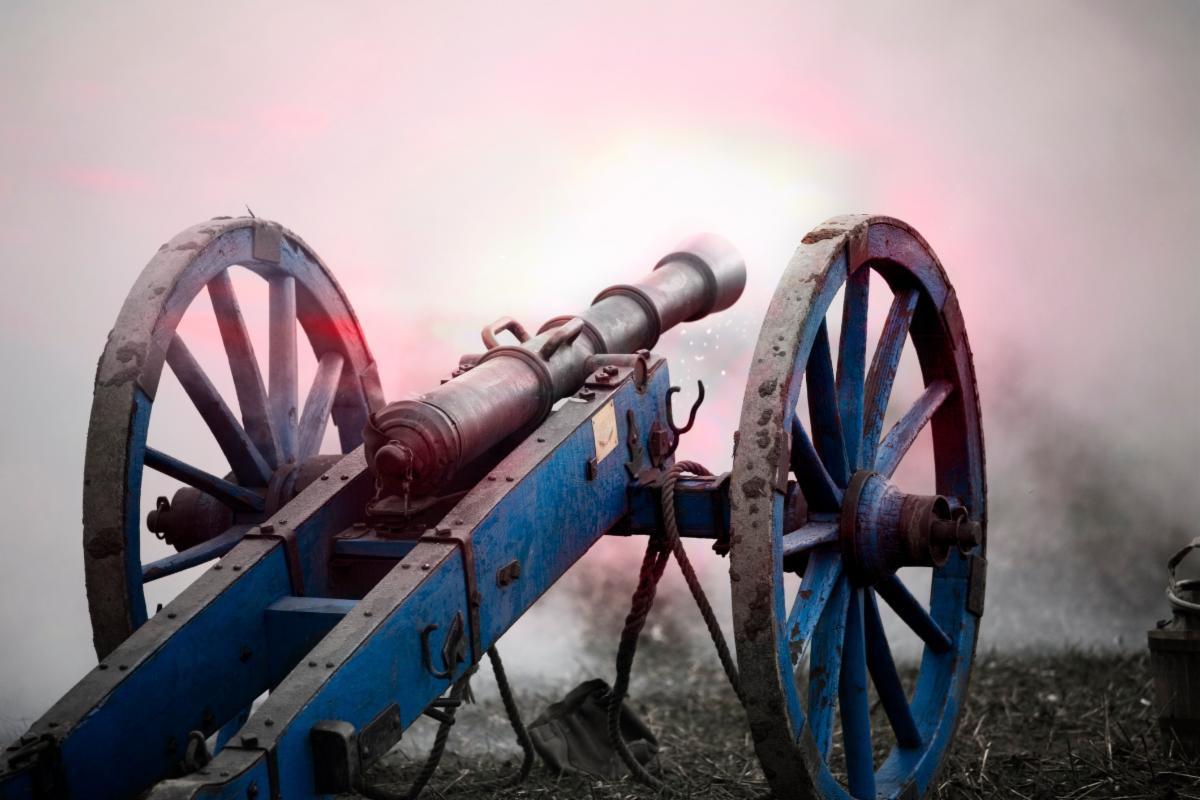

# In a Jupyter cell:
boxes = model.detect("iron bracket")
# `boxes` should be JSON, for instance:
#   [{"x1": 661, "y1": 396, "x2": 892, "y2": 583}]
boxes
[
  {"x1": 419, "y1": 529, "x2": 483, "y2": 663},
  {"x1": 243, "y1": 525, "x2": 307, "y2": 596}
]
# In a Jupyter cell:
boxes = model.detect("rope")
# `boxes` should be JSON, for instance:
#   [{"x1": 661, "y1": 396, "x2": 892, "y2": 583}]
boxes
[
  {"x1": 480, "y1": 646, "x2": 537, "y2": 788},
  {"x1": 607, "y1": 529, "x2": 673, "y2": 786},
  {"x1": 361, "y1": 646, "x2": 534, "y2": 800},
  {"x1": 607, "y1": 460, "x2": 745, "y2": 788}
]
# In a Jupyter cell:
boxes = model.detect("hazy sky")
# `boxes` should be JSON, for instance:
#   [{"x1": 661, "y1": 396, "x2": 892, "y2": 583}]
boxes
[{"x1": 0, "y1": 1, "x2": 1197, "y2": 727}]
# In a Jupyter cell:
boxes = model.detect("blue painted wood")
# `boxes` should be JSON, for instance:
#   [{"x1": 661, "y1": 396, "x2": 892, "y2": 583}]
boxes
[
  {"x1": 126, "y1": 388, "x2": 152, "y2": 630},
  {"x1": 874, "y1": 379, "x2": 953, "y2": 479},
  {"x1": 56, "y1": 544, "x2": 293, "y2": 799},
  {"x1": 864, "y1": 589, "x2": 921, "y2": 749},
  {"x1": 624, "y1": 475, "x2": 728, "y2": 540},
  {"x1": 875, "y1": 574, "x2": 952, "y2": 654},
  {"x1": 237, "y1": 543, "x2": 471, "y2": 798},
  {"x1": 0, "y1": 771, "x2": 31, "y2": 800},
  {"x1": 142, "y1": 525, "x2": 254, "y2": 583},
  {"x1": 806, "y1": 321, "x2": 849, "y2": 487},
  {"x1": 780, "y1": 522, "x2": 838, "y2": 560},
  {"x1": 207, "y1": 268, "x2": 280, "y2": 470},
  {"x1": 166, "y1": 334, "x2": 272, "y2": 486},
  {"x1": 213, "y1": 706, "x2": 250, "y2": 754},
  {"x1": 861, "y1": 288, "x2": 918, "y2": 469},
  {"x1": 807, "y1": 573, "x2": 849, "y2": 756},
  {"x1": 790, "y1": 418, "x2": 844, "y2": 512},
  {"x1": 331, "y1": 537, "x2": 418, "y2": 559},
  {"x1": 836, "y1": 267, "x2": 869, "y2": 471},
  {"x1": 785, "y1": 548, "x2": 842, "y2": 655},
  {"x1": 144, "y1": 448, "x2": 265, "y2": 512},
  {"x1": 875, "y1": 555, "x2": 977, "y2": 796},
  {"x1": 264, "y1": 597, "x2": 356, "y2": 686},
  {"x1": 268, "y1": 275, "x2": 299, "y2": 465},
  {"x1": 473, "y1": 368, "x2": 672, "y2": 649},
  {"x1": 297, "y1": 352, "x2": 343, "y2": 461},
  {"x1": 840, "y1": 588, "x2": 875, "y2": 799}
]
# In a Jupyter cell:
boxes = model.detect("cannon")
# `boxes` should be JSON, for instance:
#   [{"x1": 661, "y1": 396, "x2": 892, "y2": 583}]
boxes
[{"x1": 0, "y1": 213, "x2": 985, "y2": 800}]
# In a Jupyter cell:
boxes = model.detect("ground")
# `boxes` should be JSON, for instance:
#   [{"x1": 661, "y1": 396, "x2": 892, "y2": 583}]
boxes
[{"x1": 359, "y1": 651, "x2": 1200, "y2": 800}]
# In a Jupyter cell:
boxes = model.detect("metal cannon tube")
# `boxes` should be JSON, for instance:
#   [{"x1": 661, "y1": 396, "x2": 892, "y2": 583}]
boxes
[{"x1": 364, "y1": 234, "x2": 746, "y2": 500}]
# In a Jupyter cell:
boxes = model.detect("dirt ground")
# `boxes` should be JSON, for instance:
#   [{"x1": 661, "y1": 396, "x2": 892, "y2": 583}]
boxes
[{"x1": 358, "y1": 651, "x2": 1200, "y2": 800}]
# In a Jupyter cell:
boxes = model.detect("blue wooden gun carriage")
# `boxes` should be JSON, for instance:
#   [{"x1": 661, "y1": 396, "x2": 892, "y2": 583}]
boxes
[{"x1": 0, "y1": 214, "x2": 985, "y2": 800}]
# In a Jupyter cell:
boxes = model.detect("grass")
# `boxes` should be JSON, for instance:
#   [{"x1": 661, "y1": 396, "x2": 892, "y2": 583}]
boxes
[{"x1": 359, "y1": 651, "x2": 1200, "y2": 800}]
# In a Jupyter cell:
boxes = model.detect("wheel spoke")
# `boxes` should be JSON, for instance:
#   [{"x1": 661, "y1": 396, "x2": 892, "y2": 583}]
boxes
[
  {"x1": 861, "y1": 288, "x2": 919, "y2": 468},
  {"x1": 875, "y1": 574, "x2": 952, "y2": 654},
  {"x1": 864, "y1": 589, "x2": 922, "y2": 748},
  {"x1": 875, "y1": 379, "x2": 953, "y2": 477},
  {"x1": 790, "y1": 418, "x2": 844, "y2": 512},
  {"x1": 786, "y1": 549, "x2": 843, "y2": 648},
  {"x1": 806, "y1": 572, "x2": 849, "y2": 756},
  {"x1": 836, "y1": 267, "x2": 870, "y2": 471},
  {"x1": 207, "y1": 269, "x2": 279, "y2": 468},
  {"x1": 806, "y1": 321, "x2": 849, "y2": 487},
  {"x1": 141, "y1": 525, "x2": 253, "y2": 582},
  {"x1": 840, "y1": 587, "x2": 876, "y2": 799},
  {"x1": 781, "y1": 522, "x2": 839, "y2": 560},
  {"x1": 166, "y1": 334, "x2": 271, "y2": 486},
  {"x1": 297, "y1": 352, "x2": 345, "y2": 461},
  {"x1": 269, "y1": 275, "x2": 299, "y2": 464},
  {"x1": 144, "y1": 448, "x2": 265, "y2": 513}
]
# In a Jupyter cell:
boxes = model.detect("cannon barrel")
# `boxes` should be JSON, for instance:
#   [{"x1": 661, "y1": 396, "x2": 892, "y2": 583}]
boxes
[{"x1": 364, "y1": 235, "x2": 746, "y2": 501}]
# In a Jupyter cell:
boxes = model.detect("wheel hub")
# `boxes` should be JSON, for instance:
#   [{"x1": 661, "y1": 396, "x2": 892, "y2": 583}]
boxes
[
  {"x1": 839, "y1": 469, "x2": 980, "y2": 584},
  {"x1": 146, "y1": 454, "x2": 343, "y2": 552}
]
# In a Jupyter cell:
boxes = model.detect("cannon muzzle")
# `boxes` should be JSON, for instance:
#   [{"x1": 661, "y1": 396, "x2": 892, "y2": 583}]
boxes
[{"x1": 364, "y1": 235, "x2": 745, "y2": 506}]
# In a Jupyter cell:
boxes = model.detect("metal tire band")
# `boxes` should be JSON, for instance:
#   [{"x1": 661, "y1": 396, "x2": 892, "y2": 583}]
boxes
[
  {"x1": 537, "y1": 315, "x2": 609, "y2": 355},
  {"x1": 591, "y1": 284, "x2": 663, "y2": 351}
]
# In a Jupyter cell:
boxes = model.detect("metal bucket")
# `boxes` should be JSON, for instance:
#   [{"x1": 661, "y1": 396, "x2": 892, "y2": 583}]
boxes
[{"x1": 1148, "y1": 538, "x2": 1200, "y2": 757}]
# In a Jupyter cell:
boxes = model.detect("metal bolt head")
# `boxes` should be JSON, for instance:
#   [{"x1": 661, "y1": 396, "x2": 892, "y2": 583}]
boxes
[
  {"x1": 603, "y1": 365, "x2": 619, "y2": 376},
  {"x1": 577, "y1": 387, "x2": 595, "y2": 400}
]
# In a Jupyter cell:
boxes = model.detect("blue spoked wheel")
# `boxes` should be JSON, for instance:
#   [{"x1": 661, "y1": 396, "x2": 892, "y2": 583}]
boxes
[
  {"x1": 729, "y1": 216, "x2": 986, "y2": 800},
  {"x1": 82, "y1": 217, "x2": 384, "y2": 659}
]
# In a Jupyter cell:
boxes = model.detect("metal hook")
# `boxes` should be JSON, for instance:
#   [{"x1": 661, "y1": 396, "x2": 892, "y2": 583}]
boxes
[{"x1": 664, "y1": 381, "x2": 705, "y2": 458}]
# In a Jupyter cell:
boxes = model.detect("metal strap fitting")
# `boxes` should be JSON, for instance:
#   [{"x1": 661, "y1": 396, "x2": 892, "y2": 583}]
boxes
[
  {"x1": 420, "y1": 529, "x2": 483, "y2": 663},
  {"x1": 243, "y1": 526, "x2": 307, "y2": 595}
]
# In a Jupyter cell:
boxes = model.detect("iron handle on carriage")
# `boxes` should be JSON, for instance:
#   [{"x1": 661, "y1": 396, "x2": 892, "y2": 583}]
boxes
[{"x1": 420, "y1": 611, "x2": 467, "y2": 679}]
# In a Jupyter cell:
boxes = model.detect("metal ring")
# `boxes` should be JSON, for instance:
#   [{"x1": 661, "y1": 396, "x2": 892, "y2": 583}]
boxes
[{"x1": 591, "y1": 285, "x2": 662, "y2": 350}]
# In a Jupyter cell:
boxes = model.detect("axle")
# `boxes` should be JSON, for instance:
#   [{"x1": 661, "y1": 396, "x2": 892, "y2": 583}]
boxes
[{"x1": 363, "y1": 235, "x2": 745, "y2": 506}]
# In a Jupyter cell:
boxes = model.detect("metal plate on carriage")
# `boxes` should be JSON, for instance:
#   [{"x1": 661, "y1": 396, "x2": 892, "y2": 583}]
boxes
[{"x1": 591, "y1": 400, "x2": 619, "y2": 463}]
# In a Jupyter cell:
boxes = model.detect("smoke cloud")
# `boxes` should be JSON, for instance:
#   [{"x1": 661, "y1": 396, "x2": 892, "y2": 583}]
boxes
[{"x1": 0, "y1": 1, "x2": 1196, "y2": 732}]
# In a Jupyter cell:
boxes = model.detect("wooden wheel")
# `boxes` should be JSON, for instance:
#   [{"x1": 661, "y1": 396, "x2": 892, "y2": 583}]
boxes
[
  {"x1": 83, "y1": 217, "x2": 385, "y2": 659},
  {"x1": 730, "y1": 216, "x2": 986, "y2": 799}
]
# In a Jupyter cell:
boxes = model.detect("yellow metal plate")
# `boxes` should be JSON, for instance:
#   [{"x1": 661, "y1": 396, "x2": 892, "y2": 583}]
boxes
[{"x1": 591, "y1": 400, "x2": 619, "y2": 463}]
